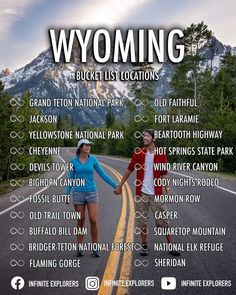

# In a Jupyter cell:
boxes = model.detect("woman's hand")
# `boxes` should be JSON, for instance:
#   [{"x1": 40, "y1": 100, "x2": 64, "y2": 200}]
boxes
[
  {"x1": 65, "y1": 195, "x2": 70, "y2": 205},
  {"x1": 114, "y1": 185, "x2": 122, "y2": 195}
]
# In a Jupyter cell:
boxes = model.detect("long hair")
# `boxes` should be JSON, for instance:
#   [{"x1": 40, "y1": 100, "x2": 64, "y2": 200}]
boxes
[{"x1": 76, "y1": 143, "x2": 85, "y2": 158}]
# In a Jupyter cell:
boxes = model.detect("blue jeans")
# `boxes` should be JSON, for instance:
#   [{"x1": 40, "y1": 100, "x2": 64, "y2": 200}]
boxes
[{"x1": 73, "y1": 191, "x2": 98, "y2": 205}]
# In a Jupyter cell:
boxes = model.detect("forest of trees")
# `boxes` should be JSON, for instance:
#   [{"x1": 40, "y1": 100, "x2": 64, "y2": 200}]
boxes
[
  {"x1": 0, "y1": 85, "x2": 78, "y2": 183},
  {"x1": 89, "y1": 22, "x2": 236, "y2": 173},
  {"x1": 0, "y1": 22, "x2": 235, "y2": 187}
]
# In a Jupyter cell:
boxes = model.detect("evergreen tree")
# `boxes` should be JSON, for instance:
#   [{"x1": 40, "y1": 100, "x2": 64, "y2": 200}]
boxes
[
  {"x1": 0, "y1": 81, "x2": 13, "y2": 180},
  {"x1": 125, "y1": 62, "x2": 157, "y2": 153},
  {"x1": 204, "y1": 52, "x2": 236, "y2": 171},
  {"x1": 105, "y1": 104, "x2": 115, "y2": 128},
  {"x1": 181, "y1": 22, "x2": 212, "y2": 99}
]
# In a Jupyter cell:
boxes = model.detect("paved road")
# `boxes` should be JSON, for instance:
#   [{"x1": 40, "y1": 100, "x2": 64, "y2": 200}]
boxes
[{"x1": 0, "y1": 148, "x2": 235, "y2": 295}]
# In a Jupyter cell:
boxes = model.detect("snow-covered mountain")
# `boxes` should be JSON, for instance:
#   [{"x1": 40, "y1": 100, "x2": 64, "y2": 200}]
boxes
[
  {"x1": 1, "y1": 37, "x2": 235, "y2": 126},
  {"x1": 0, "y1": 48, "x2": 134, "y2": 126}
]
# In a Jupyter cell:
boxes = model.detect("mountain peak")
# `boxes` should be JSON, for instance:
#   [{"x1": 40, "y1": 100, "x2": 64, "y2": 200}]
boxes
[
  {"x1": 0, "y1": 68, "x2": 12, "y2": 77},
  {"x1": 0, "y1": 36, "x2": 235, "y2": 126}
]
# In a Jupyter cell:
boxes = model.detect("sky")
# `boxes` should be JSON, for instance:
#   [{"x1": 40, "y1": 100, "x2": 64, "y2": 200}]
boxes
[{"x1": 0, "y1": 0, "x2": 235, "y2": 71}]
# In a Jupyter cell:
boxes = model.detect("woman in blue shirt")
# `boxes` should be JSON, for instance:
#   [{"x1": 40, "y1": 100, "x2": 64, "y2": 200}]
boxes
[{"x1": 66, "y1": 139, "x2": 118, "y2": 257}]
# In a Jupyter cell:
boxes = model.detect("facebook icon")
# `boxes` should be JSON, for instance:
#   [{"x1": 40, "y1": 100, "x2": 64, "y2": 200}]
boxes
[{"x1": 11, "y1": 276, "x2": 25, "y2": 290}]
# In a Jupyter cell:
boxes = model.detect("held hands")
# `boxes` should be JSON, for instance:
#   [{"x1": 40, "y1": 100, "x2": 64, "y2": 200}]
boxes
[
  {"x1": 114, "y1": 185, "x2": 122, "y2": 195},
  {"x1": 165, "y1": 186, "x2": 171, "y2": 194}
]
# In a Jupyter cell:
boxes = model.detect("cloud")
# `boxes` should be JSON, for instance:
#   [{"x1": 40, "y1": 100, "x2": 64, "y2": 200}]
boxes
[
  {"x1": 80, "y1": 0, "x2": 150, "y2": 26},
  {"x1": 0, "y1": 0, "x2": 38, "y2": 39},
  {"x1": 49, "y1": 0, "x2": 150, "y2": 27},
  {"x1": 160, "y1": 0, "x2": 236, "y2": 46},
  {"x1": 2, "y1": 0, "x2": 235, "y2": 70},
  {"x1": 0, "y1": 0, "x2": 151, "y2": 69}
]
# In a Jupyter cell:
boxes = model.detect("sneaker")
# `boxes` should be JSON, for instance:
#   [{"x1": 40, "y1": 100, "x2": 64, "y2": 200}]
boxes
[
  {"x1": 169, "y1": 250, "x2": 181, "y2": 256},
  {"x1": 76, "y1": 250, "x2": 85, "y2": 257},
  {"x1": 91, "y1": 250, "x2": 100, "y2": 258},
  {"x1": 140, "y1": 243, "x2": 149, "y2": 256}
]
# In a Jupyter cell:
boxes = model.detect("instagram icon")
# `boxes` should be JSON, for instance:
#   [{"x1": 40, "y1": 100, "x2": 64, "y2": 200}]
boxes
[{"x1": 85, "y1": 277, "x2": 100, "y2": 291}]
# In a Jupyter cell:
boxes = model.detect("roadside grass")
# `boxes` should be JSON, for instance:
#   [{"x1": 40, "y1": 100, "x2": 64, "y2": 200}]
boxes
[{"x1": 0, "y1": 173, "x2": 41, "y2": 196}]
